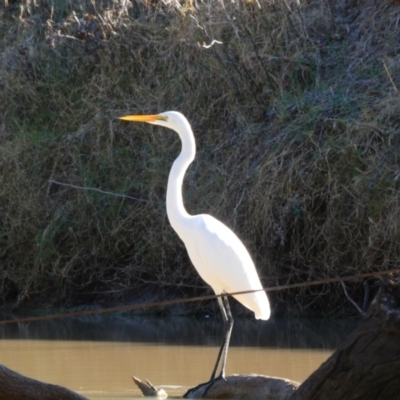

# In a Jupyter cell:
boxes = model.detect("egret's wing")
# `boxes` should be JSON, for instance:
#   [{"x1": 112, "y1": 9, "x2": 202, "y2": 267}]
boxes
[{"x1": 183, "y1": 214, "x2": 270, "y2": 320}]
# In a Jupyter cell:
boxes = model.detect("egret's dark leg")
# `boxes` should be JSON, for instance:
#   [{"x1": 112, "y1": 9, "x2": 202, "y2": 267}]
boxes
[
  {"x1": 210, "y1": 294, "x2": 234, "y2": 381},
  {"x1": 218, "y1": 294, "x2": 233, "y2": 379}
]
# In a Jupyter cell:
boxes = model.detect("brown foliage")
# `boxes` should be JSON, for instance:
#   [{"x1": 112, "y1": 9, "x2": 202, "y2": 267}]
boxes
[{"x1": 0, "y1": 0, "x2": 399, "y2": 315}]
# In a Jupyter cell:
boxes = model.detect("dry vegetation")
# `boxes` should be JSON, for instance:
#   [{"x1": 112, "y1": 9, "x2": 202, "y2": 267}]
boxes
[{"x1": 0, "y1": 0, "x2": 399, "y2": 316}]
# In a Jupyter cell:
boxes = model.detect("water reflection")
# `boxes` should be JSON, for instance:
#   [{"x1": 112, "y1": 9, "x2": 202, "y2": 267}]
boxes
[
  {"x1": 0, "y1": 315, "x2": 358, "y2": 349},
  {"x1": 0, "y1": 316, "x2": 359, "y2": 400}
]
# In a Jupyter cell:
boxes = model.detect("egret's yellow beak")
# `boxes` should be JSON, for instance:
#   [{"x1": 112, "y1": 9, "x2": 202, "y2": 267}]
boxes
[{"x1": 119, "y1": 114, "x2": 168, "y2": 122}]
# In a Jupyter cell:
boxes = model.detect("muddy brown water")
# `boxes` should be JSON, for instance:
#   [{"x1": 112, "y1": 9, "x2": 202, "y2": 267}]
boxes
[{"x1": 0, "y1": 316, "x2": 358, "y2": 399}]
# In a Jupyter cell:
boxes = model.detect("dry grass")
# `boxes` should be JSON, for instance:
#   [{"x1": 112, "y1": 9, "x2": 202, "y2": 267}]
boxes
[{"x1": 0, "y1": 0, "x2": 400, "y2": 315}]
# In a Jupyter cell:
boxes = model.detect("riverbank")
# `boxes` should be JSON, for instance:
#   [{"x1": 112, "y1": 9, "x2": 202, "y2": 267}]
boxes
[{"x1": 0, "y1": 0, "x2": 399, "y2": 316}]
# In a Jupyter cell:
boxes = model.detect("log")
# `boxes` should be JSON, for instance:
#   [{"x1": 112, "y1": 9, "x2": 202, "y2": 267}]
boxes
[
  {"x1": 183, "y1": 374, "x2": 299, "y2": 400},
  {"x1": 132, "y1": 374, "x2": 298, "y2": 399},
  {"x1": 290, "y1": 275, "x2": 400, "y2": 400},
  {"x1": 0, "y1": 363, "x2": 88, "y2": 400},
  {"x1": 183, "y1": 375, "x2": 299, "y2": 399}
]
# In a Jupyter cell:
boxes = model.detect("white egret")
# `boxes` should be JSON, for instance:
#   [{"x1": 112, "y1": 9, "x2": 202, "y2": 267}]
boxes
[{"x1": 119, "y1": 111, "x2": 270, "y2": 381}]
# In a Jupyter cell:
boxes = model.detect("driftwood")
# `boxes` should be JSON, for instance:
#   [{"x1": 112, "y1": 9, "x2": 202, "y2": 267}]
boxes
[
  {"x1": 132, "y1": 376, "x2": 168, "y2": 397},
  {"x1": 0, "y1": 363, "x2": 88, "y2": 400},
  {"x1": 290, "y1": 275, "x2": 400, "y2": 400},
  {"x1": 184, "y1": 375, "x2": 299, "y2": 399}
]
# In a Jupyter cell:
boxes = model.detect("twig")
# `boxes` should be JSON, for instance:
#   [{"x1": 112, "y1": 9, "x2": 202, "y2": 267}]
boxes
[
  {"x1": 200, "y1": 40, "x2": 223, "y2": 49},
  {"x1": 48, "y1": 179, "x2": 149, "y2": 203},
  {"x1": 362, "y1": 281, "x2": 370, "y2": 311},
  {"x1": 340, "y1": 281, "x2": 366, "y2": 316},
  {"x1": 383, "y1": 60, "x2": 398, "y2": 92},
  {"x1": 219, "y1": 1, "x2": 240, "y2": 41}
]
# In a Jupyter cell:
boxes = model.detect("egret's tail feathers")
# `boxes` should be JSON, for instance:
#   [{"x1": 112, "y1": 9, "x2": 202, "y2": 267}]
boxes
[
  {"x1": 254, "y1": 304, "x2": 271, "y2": 321},
  {"x1": 253, "y1": 292, "x2": 271, "y2": 320},
  {"x1": 233, "y1": 291, "x2": 271, "y2": 321}
]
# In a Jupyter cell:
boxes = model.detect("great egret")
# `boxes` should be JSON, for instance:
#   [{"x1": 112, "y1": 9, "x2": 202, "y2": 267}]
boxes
[{"x1": 120, "y1": 111, "x2": 270, "y2": 381}]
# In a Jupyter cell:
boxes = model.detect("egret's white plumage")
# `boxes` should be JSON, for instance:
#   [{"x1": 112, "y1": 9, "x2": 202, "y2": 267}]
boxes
[
  {"x1": 183, "y1": 214, "x2": 270, "y2": 320},
  {"x1": 120, "y1": 111, "x2": 270, "y2": 380}
]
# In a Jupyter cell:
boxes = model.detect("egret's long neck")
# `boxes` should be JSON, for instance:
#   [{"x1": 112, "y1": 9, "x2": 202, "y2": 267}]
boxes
[{"x1": 166, "y1": 124, "x2": 196, "y2": 238}]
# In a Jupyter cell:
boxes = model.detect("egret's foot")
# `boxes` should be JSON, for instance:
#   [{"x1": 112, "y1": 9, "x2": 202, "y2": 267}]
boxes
[{"x1": 203, "y1": 374, "x2": 226, "y2": 397}]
